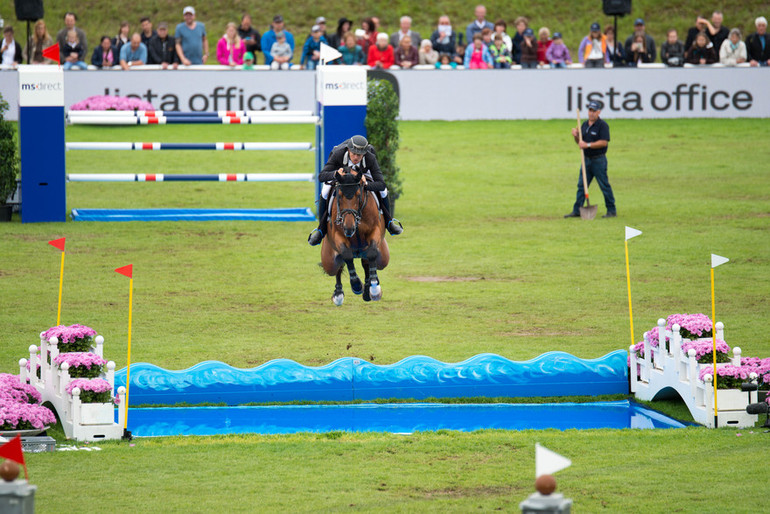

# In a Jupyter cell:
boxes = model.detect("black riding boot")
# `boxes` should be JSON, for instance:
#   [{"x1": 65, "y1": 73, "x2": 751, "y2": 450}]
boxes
[
  {"x1": 379, "y1": 195, "x2": 403, "y2": 235},
  {"x1": 308, "y1": 196, "x2": 329, "y2": 246}
]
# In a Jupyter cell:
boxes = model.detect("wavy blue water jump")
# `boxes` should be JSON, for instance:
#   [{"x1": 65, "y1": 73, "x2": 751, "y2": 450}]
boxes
[{"x1": 115, "y1": 351, "x2": 628, "y2": 405}]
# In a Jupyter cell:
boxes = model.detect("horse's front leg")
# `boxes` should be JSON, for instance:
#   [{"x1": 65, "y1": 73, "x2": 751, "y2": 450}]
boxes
[
  {"x1": 365, "y1": 243, "x2": 382, "y2": 301},
  {"x1": 332, "y1": 266, "x2": 344, "y2": 306},
  {"x1": 340, "y1": 245, "x2": 362, "y2": 295}
]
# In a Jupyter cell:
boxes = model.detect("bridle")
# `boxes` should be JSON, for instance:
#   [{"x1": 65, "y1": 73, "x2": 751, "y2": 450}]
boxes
[{"x1": 334, "y1": 179, "x2": 369, "y2": 236}]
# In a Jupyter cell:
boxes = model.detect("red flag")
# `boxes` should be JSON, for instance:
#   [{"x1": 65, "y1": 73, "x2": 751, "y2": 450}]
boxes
[
  {"x1": 115, "y1": 264, "x2": 133, "y2": 278},
  {"x1": 42, "y1": 43, "x2": 60, "y2": 64},
  {"x1": 0, "y1": 435, "x2": 25, "y2": 466},
  {"x1": 48, "y1": 237, "x2": 66, "y2": 252}
]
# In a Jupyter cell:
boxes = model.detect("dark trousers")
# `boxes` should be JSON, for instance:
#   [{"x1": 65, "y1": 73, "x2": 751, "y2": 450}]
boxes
[{"x1": 572, "y1": 154, "x2": 616, "y2": 214}]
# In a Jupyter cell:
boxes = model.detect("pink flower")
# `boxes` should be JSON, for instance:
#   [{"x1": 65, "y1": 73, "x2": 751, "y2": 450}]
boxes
[
  {"x1": 43, "y1": 324, "x2": 97, "y2": 344},
  {"x1": 54, "y1": 352, "x2": 107, "y2": 370}
]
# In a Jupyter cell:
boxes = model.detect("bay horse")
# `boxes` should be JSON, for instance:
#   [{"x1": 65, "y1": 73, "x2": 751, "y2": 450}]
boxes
[{"x1": 320, "y1": 168, "x2": 389, "y2": 305}]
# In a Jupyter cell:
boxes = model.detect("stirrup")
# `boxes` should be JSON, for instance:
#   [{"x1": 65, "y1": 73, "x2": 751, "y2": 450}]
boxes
[
  {"x1": 387, "y1": 219, "x2": 403, "y2": 235},
  {"x1": 308, "y1": 228, "x2": 324, "y2": 246}
]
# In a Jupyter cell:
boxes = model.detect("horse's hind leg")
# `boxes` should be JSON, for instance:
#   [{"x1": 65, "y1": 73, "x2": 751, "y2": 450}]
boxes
[
  {"x1": 332, "y1": 267, "x2": 344, "y2": 306},
  {"x1": 345, "y1": 259, "x2": 363, "y2": 295},
  {"x1": 362, "y1": 259, "x2": 371, "y2": 302}
]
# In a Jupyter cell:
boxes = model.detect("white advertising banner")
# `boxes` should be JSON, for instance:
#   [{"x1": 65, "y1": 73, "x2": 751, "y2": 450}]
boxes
[
  {"x1": 16, "y1": 66, "x2": 64, "y2": 107},
  {"x1": 317, "y1": 66, "x2": 367, "y2": 106},
  {"x1": 1, "y1": 67, "x2": 768, "y2": 120}
]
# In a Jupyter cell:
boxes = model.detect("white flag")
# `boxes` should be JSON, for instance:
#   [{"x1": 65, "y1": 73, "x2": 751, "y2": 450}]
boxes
[
  {"x1": 711, "y1": 254, "x2": 729, "y2": 268},
  {"x1": 535, "y1": 443, "x2": 572, "y2": 478},
  {"x1": 625, "y1": 226, "x2": 642, "y2": 241},
  {"x1": 319, "y1": 43, "x2": 342, "y2": 64}
]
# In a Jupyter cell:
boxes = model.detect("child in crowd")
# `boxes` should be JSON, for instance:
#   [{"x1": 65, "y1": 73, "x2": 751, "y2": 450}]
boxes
[
  {"x1": 660, "y1": 29, "x2": 685, "y2": 66},
  {"x1": 62, "y1": 29, "x2": 88, "y2": 70},
  {"x1": 464, "y1": 33, "x2": 493, "y2": 69},
  {"x1": 270, "y1": 31, "x2": 292, "y2": 70},
  {"x1": 545, "y1": 32, "x2": 571, "y2": 68},
  {"x1": 436, "y1": 52, "x2": 457, "y2": 69},
  {"x1": 481, "y1": 28, "x2": 494, "y2": 49},
  {"x1": 301, "y1": 24, "x2": 326, "y2": 70},
  {"x1": 418, "y1": 39, "x2": 439, "y2": 65},
  {"x1": 243, "y1": 51, "x2": 255, "y2": 70},
  {"x1": 489, "y1": 33, "x2": 512, "y2": 68},
  {"x1": 520, "y1": 27, "x2": 538, "y2": 68},
  {"x1": 686, "y1": 31, "x2": 717, "y2": 65},
  {"x1": 537, "y1": 27, "x2": 552, "y2": 66}
]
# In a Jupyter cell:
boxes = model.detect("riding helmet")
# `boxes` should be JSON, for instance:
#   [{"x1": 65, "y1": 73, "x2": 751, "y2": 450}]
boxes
[{"x1": 347, "y1": 135, "x2": 369, "y2": 155}]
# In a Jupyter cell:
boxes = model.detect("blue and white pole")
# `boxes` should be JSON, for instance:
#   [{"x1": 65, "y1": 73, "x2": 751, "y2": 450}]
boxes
[{"x1": 18, "y1": 66, "x2": 66, "y2": 223}]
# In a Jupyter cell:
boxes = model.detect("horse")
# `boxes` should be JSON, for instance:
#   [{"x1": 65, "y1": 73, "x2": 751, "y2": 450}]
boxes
[{"x1": 320, "y1": 169, "x2": 389, "y2": 305}]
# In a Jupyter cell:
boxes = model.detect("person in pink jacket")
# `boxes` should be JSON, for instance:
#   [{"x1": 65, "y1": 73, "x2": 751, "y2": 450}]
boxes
[{"x1": 217, "y1": 22, "x2": 246, "y2": 66}]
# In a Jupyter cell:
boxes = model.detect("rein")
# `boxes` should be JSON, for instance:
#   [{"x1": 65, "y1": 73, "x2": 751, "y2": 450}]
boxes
[{"x1": 334, "y1": 181, "x2": 369, "y2": 235}]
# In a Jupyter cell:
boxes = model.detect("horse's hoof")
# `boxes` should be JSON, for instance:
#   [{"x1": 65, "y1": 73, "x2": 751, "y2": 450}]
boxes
[
  {"x1": 370, "y1": 282, "x2": 382, "y2": 301},
  {"x1": 350, "y1": 277, "x2": 363, "y2": 295},
  {"x1": 332, "y1": 293, "x2": 344, "y2": 306},
  {"x1": 362, "y1": 283, "x2": 371, "y2": 302}
]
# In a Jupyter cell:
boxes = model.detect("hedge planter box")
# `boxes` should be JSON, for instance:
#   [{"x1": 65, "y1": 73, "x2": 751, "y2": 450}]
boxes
[{"x1": 80, "y1": 403, "x2": 115, "y2": 425}]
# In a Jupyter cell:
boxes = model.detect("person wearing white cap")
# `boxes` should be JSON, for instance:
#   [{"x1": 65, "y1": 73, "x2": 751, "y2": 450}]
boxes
[
  {"x1": 175, "y1": 6, "x2": 208, "y2": 65},
  {"x1": 418, "y1": 39, "x2": 438, "y2": 65},
  {"x1": 746, "y1": 16, "x2": 770, "y2": 66}
]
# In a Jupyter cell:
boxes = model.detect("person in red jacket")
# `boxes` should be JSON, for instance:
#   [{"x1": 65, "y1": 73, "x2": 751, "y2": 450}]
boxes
[{"x1": 367, "y1": 32, "x2": 394, "y2": 68}]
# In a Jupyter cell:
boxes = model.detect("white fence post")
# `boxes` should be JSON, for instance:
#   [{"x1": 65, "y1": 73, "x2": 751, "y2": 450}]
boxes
[
  {"x1": 629, "y1": 345, "x2": 638, "y2": 393},
  {"x1": 117, "y1": 386, "x2": 126, "y2": 429},
  {"x1": 688, "y1": 349, "x2": 698, "y2": 398},
  {"x1": 28, "y1": 345, "x2": 38, "y2": 387},
  {"x1": 657, "y1": 318, "x2": 666, "y2": 359},
  {"x1": 71, "y1": 387, "x2": 81, "y2": 424},
  {"x1": 59, "y1": 362, "x2": 70, "y2": 397},
  {"x1": 715, "y1": 321, "x2": 724, "y2": 341},
  {"x1": 95, "y1": 335, "x2": 104, "y2": 358},
  {"x1": 643, "y1": 332, "x2": 652, "y2": 382},
  {"x1": 106, "y1": 361, "x2": 115, "y2": 390},
  {"x1": 19, "y1": 358, "x2": 28, "y2": 383},
  {"x1": 732, "y1": 346, "x2": 741, "y2": 367}
]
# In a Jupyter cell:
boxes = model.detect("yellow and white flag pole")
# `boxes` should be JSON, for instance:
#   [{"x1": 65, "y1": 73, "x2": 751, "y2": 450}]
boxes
[
  {"x1": 48, "y1": 238, "x2": 67, "y2": 325},
  {"x1": 624, "y1": 227, "x2": 643, "y2": 348},
  {"x1": 115, "y1": 264, "x2": 134, "y2": 439},
  {"x1": 710, "y1": 253, "x2": 729, "y2": 428}
]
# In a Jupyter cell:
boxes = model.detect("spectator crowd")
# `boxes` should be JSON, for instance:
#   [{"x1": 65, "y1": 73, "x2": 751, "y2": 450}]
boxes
[{"x1": 2, "y1": 5, "x2": 768, "y2": 70}]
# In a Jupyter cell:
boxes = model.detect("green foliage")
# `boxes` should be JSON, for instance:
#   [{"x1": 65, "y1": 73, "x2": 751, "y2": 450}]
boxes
[
  {"x1": 78, "y1": 390, "x2": 112, "y2": 403},
  {"x1": 67, "y1": 365, "x2": 104, "y2": 379},
  {"x1": 59, "y1": 337, "x2": 95, "y2": 353},
  {"x1": 365, "y1": 79, "x2": 402, "y2": 200},
  {"x1": 0, "y1": 94, "x2": 20, "y2": 205}
]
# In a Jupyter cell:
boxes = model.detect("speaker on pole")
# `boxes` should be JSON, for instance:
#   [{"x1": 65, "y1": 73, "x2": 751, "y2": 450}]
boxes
[
  {"x1": 14, "y1": 0, "x2": 44, "y2": 21},
  {"x1": 603, "y1": 0, "x2": 631, "y2": 17}
]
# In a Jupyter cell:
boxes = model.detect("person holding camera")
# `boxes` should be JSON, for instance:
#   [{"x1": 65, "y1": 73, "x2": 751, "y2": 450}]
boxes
[
  {"x1": 661, "y1": 28, "x2": 685, "y2": 66},
  {"x1": 624, "y1": 18, "x2": 656, "y2": 63}
]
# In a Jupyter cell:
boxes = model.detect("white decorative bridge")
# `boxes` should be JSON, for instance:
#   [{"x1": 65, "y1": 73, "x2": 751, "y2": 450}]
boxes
[
  {"x1": 630, "y1": 320, "x2": 759, "y2": 428},
  {"x1": 19, "y1": 334, "x2": 125, "y2": 441}
]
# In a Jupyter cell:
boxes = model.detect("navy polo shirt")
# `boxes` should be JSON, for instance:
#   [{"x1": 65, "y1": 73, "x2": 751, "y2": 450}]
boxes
[{"x1": 582, "y1": 118, "x2": 610, "y2": 158}]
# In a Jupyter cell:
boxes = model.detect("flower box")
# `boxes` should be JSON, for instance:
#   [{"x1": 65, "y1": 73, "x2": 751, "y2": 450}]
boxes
[
  {"x1": 715, "y1": 389, "x2": 749, "y2": 411},
  {"x1": 80, "y1": 403, "x2": 115, "y2": 425}
]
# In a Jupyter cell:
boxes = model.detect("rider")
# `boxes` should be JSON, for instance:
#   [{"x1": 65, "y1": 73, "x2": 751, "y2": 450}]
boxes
[{"x1": 308, "y1": 135, "x2": 403, "y2": 246}]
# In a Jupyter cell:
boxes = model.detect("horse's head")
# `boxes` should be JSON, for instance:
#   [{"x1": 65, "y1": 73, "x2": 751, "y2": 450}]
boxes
[{"x1": 334, "y1": 167, "x2": 367, "y2": 238}]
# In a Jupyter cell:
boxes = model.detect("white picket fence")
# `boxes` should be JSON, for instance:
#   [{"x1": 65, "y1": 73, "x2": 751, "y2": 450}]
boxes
[
  {"x1": 18, "y1": 334, "x2": 126, "y2": 441},
  {"x1": 630, "y1": 320, "x2": 759, "y2": 428}
]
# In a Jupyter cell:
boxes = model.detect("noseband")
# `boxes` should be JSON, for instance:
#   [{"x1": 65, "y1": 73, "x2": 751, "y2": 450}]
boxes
[{"x1": 334, "y1": 181, "x2": 369, "y2": 235}]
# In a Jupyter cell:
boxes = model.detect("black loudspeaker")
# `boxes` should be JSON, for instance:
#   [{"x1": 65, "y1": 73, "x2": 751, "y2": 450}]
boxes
[
  {"x1": 14, "y1": 0, "x2": 45, "y2": 22},
  {"x1": 603, "y1": 0, "x2": 632, "y2": 16}
]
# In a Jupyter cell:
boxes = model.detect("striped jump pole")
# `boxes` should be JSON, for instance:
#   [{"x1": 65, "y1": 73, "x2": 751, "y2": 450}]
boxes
[
  {"x1": 65, "y1": 142, "x2": 313, "y2": 151},
  {"x1": 67, "y1": 115, "x2": 320, "y2": 125},
  {"x1": 66, "y1": 110, "x2": 315, "y2": 117},
  {"x1": 67, "y1": 173, "x2": 314, "y2": 182}
]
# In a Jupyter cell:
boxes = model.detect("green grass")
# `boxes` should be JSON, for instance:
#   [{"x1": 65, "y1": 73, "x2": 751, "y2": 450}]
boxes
[
  {"x1": 2, "y1": 118, "x2": 770, "y2": 512},
  {"x1": 8, "y1": 1, "x2": 768, "y2": 64}
]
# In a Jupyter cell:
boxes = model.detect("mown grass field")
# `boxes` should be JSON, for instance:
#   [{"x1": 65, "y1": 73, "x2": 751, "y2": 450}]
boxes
[{"x1": 2, "y1": 118, "x2": 770, "y2": 512}]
